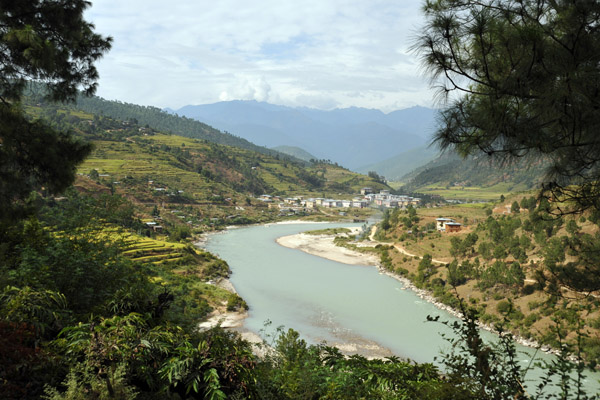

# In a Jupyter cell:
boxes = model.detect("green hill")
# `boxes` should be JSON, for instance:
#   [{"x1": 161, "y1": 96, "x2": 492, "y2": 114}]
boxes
[
  {"x1": 398, "y1": 152, "x2": 547, "y2": 200},
  {"x1": 26, "y1": 87, "x2": 300, "y2": 162},
  {"x1": 24, "y1": 95, "x2": 389, "y2": 210}
]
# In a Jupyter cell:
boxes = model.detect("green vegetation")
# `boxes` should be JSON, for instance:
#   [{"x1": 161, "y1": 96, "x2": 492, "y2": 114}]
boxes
[
  {"x1": 75, "y1": 93, "x2": 297, "y2": 162},
  {"x1": 304, "y1": 227, "x2": 352, "y2": 236},
  {"x1": 398, "y1": 152, "x2": 545, "y2": 201},
  {"x1": 25, "y1": 93, "x2": 389, "y2": 207}
]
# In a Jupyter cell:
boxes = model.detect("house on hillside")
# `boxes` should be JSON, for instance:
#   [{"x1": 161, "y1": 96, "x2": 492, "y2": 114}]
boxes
[
  {"x1": 436, "y1": 218, "x2": 455, "y2": 231},
  {"x1": 444, "y1": 222, "x2": 462, "y2": 233},
  {"x1": 383, "y1": 200, "x2": 399, "y2": 208},
  {"x1": 322, "y1": 199, "x2": 336, "y2": 208},
  {"x1": 304, "y1": 199, "x2": 317, "y2": 208},
  {"x1": 145, "y1": 221, "x2": 163, "y2": 232}
]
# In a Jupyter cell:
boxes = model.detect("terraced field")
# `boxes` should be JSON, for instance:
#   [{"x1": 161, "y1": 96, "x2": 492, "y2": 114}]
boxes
[
  {"x1": 113, "y1": 229, "x2": 238, "y2": 316},
  {"x1": 415, "y1": 182, "x2": 532, "y2": 201},
  {"x1": 122, "y1": 236, "x2": 189, "y2": 265}
]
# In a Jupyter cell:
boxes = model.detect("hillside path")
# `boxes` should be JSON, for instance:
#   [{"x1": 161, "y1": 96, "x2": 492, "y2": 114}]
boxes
[{"x1": 364, "y1": 225, "x2": 447, "y2": 265}]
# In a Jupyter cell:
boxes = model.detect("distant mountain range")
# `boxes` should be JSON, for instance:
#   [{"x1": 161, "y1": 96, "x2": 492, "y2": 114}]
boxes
[{"x1": 172, "y1": 101, "x2": 439, "y2": 173}]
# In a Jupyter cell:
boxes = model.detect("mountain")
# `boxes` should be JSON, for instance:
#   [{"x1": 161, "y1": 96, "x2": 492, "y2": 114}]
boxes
[
  {"x1": 356, "y1": 145, "x2": 439, "y2": 181},
  {"x1": 399, "y1": 151, "x2": 547, "y2": 193},
  {"x1": 174, "y1": 101, "x2": 438, "y2": 170},
  {"x1": 25, "y1": 94, "x2": 390, "y2": 206},
  {"x1": 73, "y1": 95, "x2": 300, "y2": 162}
]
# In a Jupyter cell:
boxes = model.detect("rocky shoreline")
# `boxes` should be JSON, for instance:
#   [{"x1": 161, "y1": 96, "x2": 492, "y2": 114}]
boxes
[{"x1": 373, "y1": 267, "x2": 551, "y2": 354}]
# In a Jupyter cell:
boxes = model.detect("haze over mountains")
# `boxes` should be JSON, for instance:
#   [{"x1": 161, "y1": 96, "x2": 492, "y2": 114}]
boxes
[{"x1": 173, "y1": 101, "x2": 439, "y2": 174}]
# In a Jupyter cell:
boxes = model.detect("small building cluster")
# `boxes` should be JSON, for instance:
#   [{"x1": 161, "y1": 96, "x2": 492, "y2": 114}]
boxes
[
  {"x1": 257, "y1": 189, "x2": 421, "y2": 212},
  {"x1": 364, "y1": 190, "x2": 421, "y2": 209},
  {"x1": 145, "y1": 221, "x2": 163, "y2": 232},
  {"x1": 436, "y1": 217, "x2": 462, "y2": 233}
]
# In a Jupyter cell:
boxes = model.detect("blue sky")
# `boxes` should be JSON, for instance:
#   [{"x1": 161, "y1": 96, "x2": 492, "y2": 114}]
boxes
[{"x1": 85, "y1": 1, "x2": 434, "y2": 112}]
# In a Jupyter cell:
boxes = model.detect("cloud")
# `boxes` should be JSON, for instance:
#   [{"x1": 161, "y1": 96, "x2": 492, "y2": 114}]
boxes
[
  {"x1": 219, "y1": 76, "x2": 271, "y2": 102},
  {"x1": 85, "y1": 1, "x2": 434, "y2": 111}
]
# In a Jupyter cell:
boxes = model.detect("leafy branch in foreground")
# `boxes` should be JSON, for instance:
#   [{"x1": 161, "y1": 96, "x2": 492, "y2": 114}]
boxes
[{"x1": 429, "y1": 297, "x2": 597, "y2": 399}]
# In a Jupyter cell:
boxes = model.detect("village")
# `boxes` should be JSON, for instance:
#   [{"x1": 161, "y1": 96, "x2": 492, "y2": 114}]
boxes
[{"x1": 257, "y1": 188, "x2": 421, "y2": 213}]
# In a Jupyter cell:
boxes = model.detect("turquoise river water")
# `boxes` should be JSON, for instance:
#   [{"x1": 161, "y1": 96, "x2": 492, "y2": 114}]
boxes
[{"x1": 204, "y1": 221, "x2": 600, "y2": 394}]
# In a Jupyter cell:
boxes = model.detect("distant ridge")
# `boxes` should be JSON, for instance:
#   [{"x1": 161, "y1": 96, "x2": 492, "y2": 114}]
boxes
[
  {"x1": 75, "y1": 96, "x2": 301, "y2": 162},
  {"x1": 175, "y1": 101, "x2": 439, "y2": 171},
  {"x1": 272, "y1": 146, "x2": 317, "y2": 162},
  {"x1": 357, "y1": 145, "x2": 439, "y2": 181},
  {"x1": 399, "y1": 152, "x2": 547, "y2": 192}
]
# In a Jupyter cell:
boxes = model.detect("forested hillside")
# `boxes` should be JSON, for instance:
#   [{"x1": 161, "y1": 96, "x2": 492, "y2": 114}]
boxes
[
  {"x1": 54, "y1": 92, "x2": 298, "y2": 161},
  {"x1": 398, "y1": 152, "x2": 547, "y2": 198},
  {"x1": 22, "y1": 94, "x2": 390, "y2": 226},
  {"x1": 271, "y1": 145, "x2": 317, "y2": 162},
  {"x1": 356, "y1": 144, "x2": 439, "y2": 181}
]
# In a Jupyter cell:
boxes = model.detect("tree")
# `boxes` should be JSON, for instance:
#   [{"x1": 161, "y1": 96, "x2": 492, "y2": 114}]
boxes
[
  {"x1": 1, "y1": 0, "x2": 112, "y2": 103},
  {"x1": 511, "y1": 201, "x2": 520, "y2": 214},
  {"x1": 416, "y1": 0, "x2": 600, "y2": 214},
  {"x1": 0, "y1": 0, "x2": 112, "y2": 227},
  {"x1": 368, "y1": 171, "x2": 386, "y2": 184}
]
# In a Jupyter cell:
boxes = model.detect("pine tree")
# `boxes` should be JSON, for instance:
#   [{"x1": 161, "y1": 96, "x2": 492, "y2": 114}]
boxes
[
  {"x1": 415, "y1": 0, "x2": 600, "y2": 213},
  {"x1": 0, "y1": 0, "x2": 112, "y2": 227}
]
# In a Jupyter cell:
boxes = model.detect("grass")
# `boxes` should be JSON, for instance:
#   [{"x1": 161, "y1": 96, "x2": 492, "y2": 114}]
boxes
[
  {"x1": 80, "y1": 134, "x2": 381, "y2": 205},
  {"x1": 417, "y1": 182, "x2": 532, "y2": 201},
  {"x1": 113, "y1": 229, "x2": 236, "y2": 314},
  {"x1": 304, "y1": 227, "x2": 352, "y2": 236}
]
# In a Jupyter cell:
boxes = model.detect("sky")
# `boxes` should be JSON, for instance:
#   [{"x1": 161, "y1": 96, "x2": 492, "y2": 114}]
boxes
[{"x1": 85, "y1": 1, "x2": 435, "y2": 112}]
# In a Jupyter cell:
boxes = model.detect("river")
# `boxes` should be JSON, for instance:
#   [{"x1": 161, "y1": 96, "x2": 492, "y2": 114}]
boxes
[{"x1": 204, "y1": 221, "x2": 600, "y2": 394}]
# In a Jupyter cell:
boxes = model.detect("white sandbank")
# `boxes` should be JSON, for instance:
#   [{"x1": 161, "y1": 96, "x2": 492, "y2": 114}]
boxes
[{"x1": 276, "y1": 231, "x2": 379, "y2": 266}]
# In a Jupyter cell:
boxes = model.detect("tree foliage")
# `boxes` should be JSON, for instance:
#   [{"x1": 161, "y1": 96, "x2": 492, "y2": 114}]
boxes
[
  {"x1": 0, "y1": 0, "x2": 111, "y2": 228},
  {"x1": 416, "y1": 0, "x2": 600, "y2": 213},
  {"x1": 0, "y1": 0, "x2": 112, "y2": 102}
]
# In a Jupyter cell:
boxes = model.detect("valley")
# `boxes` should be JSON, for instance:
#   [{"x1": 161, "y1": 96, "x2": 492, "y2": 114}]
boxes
[
  {"x1": 3, "y1": 89, "x2": 596, "y2": 399},
  {"x1": 4, "y1": 1, "x2": 600, "y2": 398}
]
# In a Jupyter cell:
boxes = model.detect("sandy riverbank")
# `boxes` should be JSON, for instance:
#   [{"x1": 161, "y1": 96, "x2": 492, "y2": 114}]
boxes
[
  {"x1": 276, "y1": 229, "x2": 379, "y2": 266},
  {"x1": 195, "y1": 276, "x2": 266, "y2": 353}
]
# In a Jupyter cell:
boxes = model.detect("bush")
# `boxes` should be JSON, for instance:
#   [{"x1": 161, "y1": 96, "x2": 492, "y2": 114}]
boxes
[
  {"x1": 521, "y1": 284, "x2": 536, "y2": 296},
  {"x1": 226, "y1": 294, "x2": 248, "y2": 312},
  {"x1": 496, "y1": 300, "x2": 511, "y2": 314}
]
